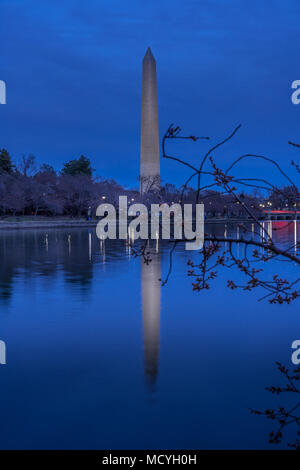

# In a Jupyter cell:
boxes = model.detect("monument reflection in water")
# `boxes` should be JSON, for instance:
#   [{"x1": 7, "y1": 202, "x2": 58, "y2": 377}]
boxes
[{"x1": 141, "y1": 250, "x2": 161, "y2": 386}]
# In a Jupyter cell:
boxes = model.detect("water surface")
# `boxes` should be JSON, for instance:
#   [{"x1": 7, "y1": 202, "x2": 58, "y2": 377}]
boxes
[{"x1": 0, "y1": 222, "x2": 299, "y2": 449}]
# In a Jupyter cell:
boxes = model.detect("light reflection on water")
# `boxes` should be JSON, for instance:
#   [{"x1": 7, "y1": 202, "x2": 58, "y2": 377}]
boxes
[{"x1": 0, "y1": 221, "x2": 299, "y2": 449}]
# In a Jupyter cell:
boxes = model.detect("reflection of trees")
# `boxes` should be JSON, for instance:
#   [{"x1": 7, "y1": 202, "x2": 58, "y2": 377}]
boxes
[
  {"x1": 0, "y1": 231, "x2": 40, "y2": 303},
  {"x1": 62, "y1": 230, "x2": 94, "y2": 289},
  {"x1": 0, "y1": 264, "x2": 14, "y2": 304},
  {"x1": 251, "y1": 362, "x2": 300, "y2": 449},
  {"x1": 0, "y1": 229, "x2": 97, "y2": 303}
]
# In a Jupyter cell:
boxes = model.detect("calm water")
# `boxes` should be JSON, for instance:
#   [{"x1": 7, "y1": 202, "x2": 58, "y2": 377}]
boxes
[{"x1": 0, "y1": 222, "x2": 299, "y2": 449}]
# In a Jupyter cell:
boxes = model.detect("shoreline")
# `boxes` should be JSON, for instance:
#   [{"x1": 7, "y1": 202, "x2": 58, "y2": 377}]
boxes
[
  {"x1": 0, "y1": 217, "x2": 268, "y2": 231},
  {"x1": 0, "y1": 218, "x2": 98, "y2": 230}
]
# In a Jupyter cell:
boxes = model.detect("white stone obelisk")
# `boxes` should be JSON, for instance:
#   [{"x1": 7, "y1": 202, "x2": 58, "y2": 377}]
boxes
[{"x1": 140, "y1": 47, "x2": 160, "y2": 194}]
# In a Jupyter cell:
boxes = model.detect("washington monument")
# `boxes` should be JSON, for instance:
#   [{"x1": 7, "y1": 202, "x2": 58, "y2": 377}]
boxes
[{"x1": 140, "y1": 47, "x2": 160, "y2": 194}]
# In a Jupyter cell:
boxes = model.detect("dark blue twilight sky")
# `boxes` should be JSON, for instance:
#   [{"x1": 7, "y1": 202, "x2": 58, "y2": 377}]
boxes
[{"x1": 1, "y1": 0, "x2": 300, "y2": 189}]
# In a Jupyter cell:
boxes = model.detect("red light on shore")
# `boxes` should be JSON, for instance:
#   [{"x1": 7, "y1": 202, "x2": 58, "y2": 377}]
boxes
[{"x1": 263, "y1": 210, "x2": 300, "y2": 214}]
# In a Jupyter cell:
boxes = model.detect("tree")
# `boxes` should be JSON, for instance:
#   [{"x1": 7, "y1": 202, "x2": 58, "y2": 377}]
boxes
[
  {"x1": 139, "y1": 174, "x2": 160, "y2": 195},
  {"x1": 38, "y1": 163, "x2": 56, "y2": 174},
  {"x1": 130, "y1": 123, "x2": 300, "y2": 305},
  {"x1": 28, "y1": 172, "x2": 56, "y2": 216},
  {"x1": 19, "y1": 154, "x2": 36, "y2": 176},
  {"x1": 251, "y1": 362, "x2": 300, "y2": 449},
  {"x1": 0, "y1": 149, "x2": 14, "y2": 175},
  {"x1": 61, "y1": 155, "x2": 93, "y2": 176},
  {"x1": 1, "y1": 175, "x2": 27, "y2": 215},
  {"x1": 269, "y1": 185, "x2": 299, "y2": 209},
  {"x1": 58, "y1": 174, "x2": 96, "y2": 216}
]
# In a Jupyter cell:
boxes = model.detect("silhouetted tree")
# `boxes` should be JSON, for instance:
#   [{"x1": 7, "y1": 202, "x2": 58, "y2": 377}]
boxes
[
  {"x1": 130, "y1": 124, "x2": 300, "y2": 305},
  {"x1": 38, "y1": 163, "x2": 56, "y2": 175},
  {"x1": 1, "y1": 175, "x2": 27, "y2": 215},
  {"x1": 0, "y1": 149, "x2": 14, "y2": 175},
  {"x1": 269, "y1": 185, "x2": 299, "y2": 210},
  {"x1": 251, "y1": 362, "x2": 300, "y2": 449},
  {"x1": 58, "y1": 174, "x2": 96, "y2": 216},
  {"x1": 19, "y1": 154, "x2": 36, "y2": 176},
  {"x1": 61, "y1": 155, "x2": 93, "y2": 176}
]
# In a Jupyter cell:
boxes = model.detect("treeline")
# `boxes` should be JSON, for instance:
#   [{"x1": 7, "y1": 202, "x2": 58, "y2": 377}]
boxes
[
  {"x1": 1, "y1": 148, "x2": 297, "y2": 219},
  {"x1": 0, "y1": 149, "x2": 132, "y2": 217}
]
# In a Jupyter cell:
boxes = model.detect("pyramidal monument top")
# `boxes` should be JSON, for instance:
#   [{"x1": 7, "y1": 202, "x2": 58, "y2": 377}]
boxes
[{"x1": 143, "y1": 47, "x2": 155, "y2": 61}]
